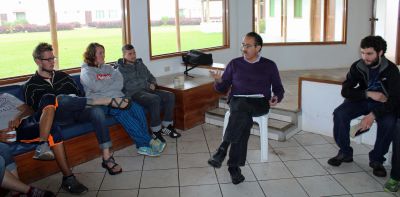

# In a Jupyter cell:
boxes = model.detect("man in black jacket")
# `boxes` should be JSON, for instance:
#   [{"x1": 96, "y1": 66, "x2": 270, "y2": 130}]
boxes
[{"x1": 328, "y1": 36, "x2": 400, "y2": 177}]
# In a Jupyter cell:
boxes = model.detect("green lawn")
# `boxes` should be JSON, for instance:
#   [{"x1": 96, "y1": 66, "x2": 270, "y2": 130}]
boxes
[{"x1": 0, "y1": 25, "x2": 223, "y2": 79}]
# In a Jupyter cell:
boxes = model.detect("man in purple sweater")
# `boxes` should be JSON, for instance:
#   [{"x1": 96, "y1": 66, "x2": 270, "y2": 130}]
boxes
[{"x1": 208, "y1": 32, "x2": 284, "y2": 184}]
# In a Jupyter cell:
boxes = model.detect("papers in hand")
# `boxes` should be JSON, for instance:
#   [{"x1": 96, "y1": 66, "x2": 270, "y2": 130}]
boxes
[
  {"x1": 350, "y1": 122, "x2": 370, "y2": 138},
  {"x1": 233, "y1": 94, "x2": 264, "y2": 98}
]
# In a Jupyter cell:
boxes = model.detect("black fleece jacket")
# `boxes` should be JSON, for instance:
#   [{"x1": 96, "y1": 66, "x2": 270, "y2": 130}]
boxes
[
  {"x1": 341, "y1": 57, "x2": 400, "y2": 118},
  {"x1": 23, "y1": 71, "x2": 82, "y2": 111}
]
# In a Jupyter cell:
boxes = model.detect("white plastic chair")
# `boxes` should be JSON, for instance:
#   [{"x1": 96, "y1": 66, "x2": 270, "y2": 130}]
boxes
[{"x1": 222, "y1": 110, "x2": 269, "y2": 162}]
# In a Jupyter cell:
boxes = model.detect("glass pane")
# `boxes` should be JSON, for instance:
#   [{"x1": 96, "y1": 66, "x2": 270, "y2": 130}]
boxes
[
  {"x1": 0, "y1": 0, "x2": 51, "y2": 79},
  {"x1": 294, "y1": 0, "x2": 302, "y2": 18},
  {"x1": 149, "y1": 0, "x2": 178, "y2": 56},
  {"x1": 287, "y1": 0, "x2": 311, "y2": 42},
  {"x1": 179, "y1": 0, "x2": 224, "y2": 51},
  {"x1": 331, "y1": 0, "x2": 344, "y2": 41},
  {"x1": 256, "y1": 0, "x2": 283, "y2": 43},
  {"x1": 55, "y1": 0, "x2": 123, "y2": 69}
]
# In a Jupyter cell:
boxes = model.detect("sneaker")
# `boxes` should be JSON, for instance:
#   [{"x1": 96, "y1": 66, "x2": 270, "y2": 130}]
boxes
[
  {"x1": 150, "y1": 139, "x2": 166, "y2": 153},
  {"x1": 152, "y1": 131, "x2": 166, "y2": 143},
  {"x1": 369, "y1": 161, "x2": 387, "y2": 177},
  {"x1": 327, "y1": 153, "x2": 353, "y2": 166},
  {"x1": 61, "y1": 175, "x2": 88, "y2": 194},
  {"x1": 208, "y1": 147, "x2": 227, "y2": 168},
  {"x1": 228, "y1": 166, "x2": 245, "y2": 185},
  {"x1": 33, "y1": 142, "x2": 55, "y2": 161},
  {"x1": 161, "y1": 125, "x2": 181, "y2": 138},
  {"x1": 26, "y1": 187, "x2": 55, "y2": 197},
  {"x1": 384, "y1": 178, "x2": 400, "y2": 192},
  {"x1": 138, "y1": 146, "x2": 161, "y2": 156}
]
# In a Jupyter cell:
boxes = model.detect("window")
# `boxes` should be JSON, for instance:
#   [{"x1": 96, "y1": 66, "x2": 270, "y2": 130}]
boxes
[
  {"x1": 254, "y1": 0, "x2": 347, "y2": 44},
  {"x1": 0, "y1": 0, "x2": 130, "y2": 80},
  {"x1": 148, "y1": 0, "x2": 229, "y2": 59}
]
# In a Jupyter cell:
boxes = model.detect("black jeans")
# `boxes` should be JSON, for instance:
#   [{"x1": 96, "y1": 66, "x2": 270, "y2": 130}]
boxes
[
  {"x1": 391, "y1": 122, "x2": 400, "y2": 180},
  {"x1": 333, "y1": 99, "x2": 396, "y2": 163},
  {"x1": 132, "y1": 89, "x2": 175, "y2": 132},
  {"x1": 225, "y1": 97, "x2": 269, "y2": 167}
]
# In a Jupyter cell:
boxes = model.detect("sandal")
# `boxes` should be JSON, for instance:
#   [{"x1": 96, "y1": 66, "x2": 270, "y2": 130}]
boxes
[
  {"x1": 108, "y1": 98, "x2": 131, "y2": 110},
  {"x1": 101, "y1": 156, "x2": 122, "y2": 175}
]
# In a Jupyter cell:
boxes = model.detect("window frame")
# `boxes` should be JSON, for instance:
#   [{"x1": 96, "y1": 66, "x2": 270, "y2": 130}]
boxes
[
  {"x1": 147, "y1": 0, "x2": 230, "y2": 60},
  {"x1": 0, "y1": 0, "x2": 131, "y2": 83},
  {"x1": 252, "y1": 0, "x2": 348, "y2": 46}
]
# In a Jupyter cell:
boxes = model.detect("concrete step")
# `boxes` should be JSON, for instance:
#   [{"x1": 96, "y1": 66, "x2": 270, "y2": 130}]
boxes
[{"x1": 205, "y1": 107, "x2": 300, "y2": 141}]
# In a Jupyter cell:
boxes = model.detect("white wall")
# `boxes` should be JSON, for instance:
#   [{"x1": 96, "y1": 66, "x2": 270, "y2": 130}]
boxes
[{"x1": 130, "y1": 0, "x2": 371, "y2": 76}]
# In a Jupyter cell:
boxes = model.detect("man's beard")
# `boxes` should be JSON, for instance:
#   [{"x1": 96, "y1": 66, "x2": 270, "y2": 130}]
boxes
[{"x1": 364, "y1": 57, "x2": 380, "y2": 68}]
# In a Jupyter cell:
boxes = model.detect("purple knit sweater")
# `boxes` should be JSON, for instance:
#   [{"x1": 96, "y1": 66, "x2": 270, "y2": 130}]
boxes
[{"x1": 215, "y1": 57, "x2": 284, "y2": 102}]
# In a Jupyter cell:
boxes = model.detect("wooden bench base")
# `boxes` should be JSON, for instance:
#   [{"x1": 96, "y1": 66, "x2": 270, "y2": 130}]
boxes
[{"x1": 15, "y1": 124, "x2": 133, "y2": 183}]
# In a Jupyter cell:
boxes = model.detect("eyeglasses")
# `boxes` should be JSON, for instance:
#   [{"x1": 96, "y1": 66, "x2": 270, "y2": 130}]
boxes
[
  {"x1": 241, "y1": 44, "x2": 257, "y2": 49},
  {"x1": 39, "y1": 57, "x2": 57, "y2": 62}
]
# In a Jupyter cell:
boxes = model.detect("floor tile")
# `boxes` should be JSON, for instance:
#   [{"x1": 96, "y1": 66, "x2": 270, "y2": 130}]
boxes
[
  {"x1": 115, "y1": 155, "x2": 144, "y2": 171},
  {"x1": 220, "y1": 181, "x2": 265, "y2": 197},
  {"x1": 97, "y1": 189, "x2": 138, "y2": 197},
  {"x1": 250, "y1": 162, "x2": 293, "y2": 180},
  {"x1": 138, "y1": 187, "x2": 179, "y2": 197},
  {"x1": 353, "y1": 154, "x2": 371, "y2": 170},
  {"x1": 259, "y1": 178, "x2": 308, "y2": 197},
  {"x1": 163, "y1": 142, "x2": 178, "y2": 155},
  {"x1": 293, "y1": 133, "x2": 329, "y2": 146},
  {"x1": 269, "y1": 138, "x2": 300, "y2": 148},
  {"x1": 284, "y1": 159, "x2": 328, "y2": 177},
  {"x1": 303, "y1": 143, "x2": 338, "y2": 159},
  {"x1": 297, "y1": 175, "x2": 348, "y2": 197},
  {"x1": 352, "y1": 192, "x2": 397, "y2": 197},
  {"x1": 317, "y1": 157, "x2": 364, "y2": 174},
  {"x1": 333, "y1": 172, "x2": 383, "y2": 193},
  {"x1": 178, "y1": 152, "x2": 211, "y2": 168},
  {"x1": 31, "y1": 172, "x2": 62, "y2": 193},
  {"x1": 178, "y1": 126, "x2": 206, "y2": 142},
  {"x1": 143, "y1": 154, "x2": 177, "y2": 170},
  {"x1": 179, "y1": 167, "x2": 218, "y2": 186},
  {"x1": 274, "y1": 146, "x2": 313, "y2": 161},
  {"x1": 247, "y1": 135, "x2": 261, "y2": 150},
  {"x1": 72, "y1": 157, "x2": 106, "y2": 173},
  {"x1": 178, "y1": 140, "x2": 209, "y2": 154},
  {"x1": 246, "y1": 149, "x2": 281, "y2": 163},
  {"x1": 140, "y1": 169, "x2": 179, "y2": 188},
  {"x1": 206, "y1": 140, "x2": 222, "y2": 152},
  {"x1": 215, "y1": 165, "x2": 256, "y2": 183},
  {"x1": 321, "y1": 135, "x2": 336, "y2": 144},
  {"x1": 57, "y1": 191, "x2": 97, "y2": 196},
  {"x1": 101, "y1": 171, "x2": 141, "y2": 190},
  {"x1": 180, "y1": 184, "x2": 222, "y2": 197}
]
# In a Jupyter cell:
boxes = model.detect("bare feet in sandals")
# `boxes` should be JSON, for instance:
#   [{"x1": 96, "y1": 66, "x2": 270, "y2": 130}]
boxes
[{"x1": 102, "y1": 156, "x2": 122, "y2": 175}]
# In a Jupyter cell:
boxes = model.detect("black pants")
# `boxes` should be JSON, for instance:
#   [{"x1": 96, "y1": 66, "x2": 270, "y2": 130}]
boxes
[
  {"x1": 225, "y1": 97, "x2": 269, "y2": 167},
  {"x1": 392, "y1": 122, "x2": 400, "y2": 180}
]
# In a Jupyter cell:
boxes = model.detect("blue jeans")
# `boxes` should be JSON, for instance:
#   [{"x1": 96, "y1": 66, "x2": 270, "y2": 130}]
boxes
[
  {"x1": 0, "y1": 143, "x2": 16, "y2": 172},
  {"x1": 333, "y1": 99, "x2": 396, "y2": 163},
  {"x1": 132, "y1": 89, "x2": 175, "y2": 132},
  {"x1": 108, "y1": 102, "x2": 151, "y2": 148},
  {"x1": 55, "y1": 95, "x2": 112, "y2": 149}
]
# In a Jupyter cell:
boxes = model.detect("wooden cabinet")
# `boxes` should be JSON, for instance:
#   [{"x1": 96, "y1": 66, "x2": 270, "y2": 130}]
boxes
[{"x1": 157, "y1": 74, "x2": 221, "y2": 130}]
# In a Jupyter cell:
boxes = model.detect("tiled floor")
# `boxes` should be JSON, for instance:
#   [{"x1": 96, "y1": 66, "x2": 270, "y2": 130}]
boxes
[{"x1": 28, "y1": 124, "x2": 398, "y2": 197}]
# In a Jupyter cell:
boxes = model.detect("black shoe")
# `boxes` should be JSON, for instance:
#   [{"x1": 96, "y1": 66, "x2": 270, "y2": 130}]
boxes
[
  {"x1": 162, "y1": 124, "x2": 181, "y2": 138},
  {"x1": 208, "y1": 147, "x2": 227, "y2": 168},
  {"x1": 228, "y1": 166, "x2": 245, "y2": 185},
  {"x1": 327, "y1": 153, "x2": 353, "y2": 166},
  {"x1": 152, "y1": 131, "x2": 166, "y2": 143},
  {"x1": 61, "y1": 175, "x2": 88, "y2": 194},
  {"x1": 369, "y1": 161, "x2": 387, "y2": 177}
]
